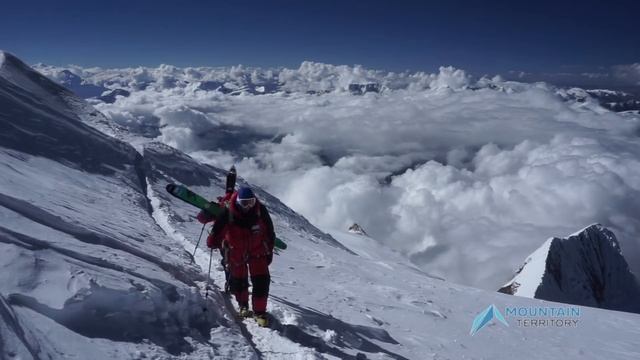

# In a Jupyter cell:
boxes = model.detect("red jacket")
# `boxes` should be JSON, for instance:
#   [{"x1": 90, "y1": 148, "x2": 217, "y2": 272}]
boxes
[
  {"x1": 196, "y1": 191, "x2": 233, "y2": 224},
  {"x1": 208, "y1": 192, "x2": 275, "y2": 259}
]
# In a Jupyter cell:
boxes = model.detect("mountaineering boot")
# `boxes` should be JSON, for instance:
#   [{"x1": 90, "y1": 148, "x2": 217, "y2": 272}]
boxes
[
  {"x1": 254, "y1": 312, "x2": 269, "y2": 327},
  {"x1": 238, "y1": 305, "x2": 253, "y2": 318}
]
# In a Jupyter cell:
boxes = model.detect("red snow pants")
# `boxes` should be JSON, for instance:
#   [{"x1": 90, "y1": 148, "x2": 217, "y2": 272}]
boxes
[{"x1": 227, "y1": 255, "x2": 270, "y2": 313}]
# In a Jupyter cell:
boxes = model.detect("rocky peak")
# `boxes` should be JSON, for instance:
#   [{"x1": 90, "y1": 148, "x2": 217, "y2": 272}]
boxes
[
  {"x1": 348, "y1": 223, "x2": 368, "y2": 236},
  {"x1": 500, "y1": 224, "x2": 640, "y2": 314}
]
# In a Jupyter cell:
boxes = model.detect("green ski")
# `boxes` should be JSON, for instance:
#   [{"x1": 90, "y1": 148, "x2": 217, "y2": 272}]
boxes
[
  {"x1": 166, "y1": 183, "x2": 224, "y2": 217},
  {"x1": 165, "y1": 183, "x2": 288, "y2": 250}
]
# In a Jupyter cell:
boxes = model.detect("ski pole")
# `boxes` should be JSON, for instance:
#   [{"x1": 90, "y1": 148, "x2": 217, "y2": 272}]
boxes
[
  {"x1": 191, "y1": 223, "x2": 206, "y2": 263},
  {"x1": 203, "y1": 247, "x2": 214, "y2": 312}
]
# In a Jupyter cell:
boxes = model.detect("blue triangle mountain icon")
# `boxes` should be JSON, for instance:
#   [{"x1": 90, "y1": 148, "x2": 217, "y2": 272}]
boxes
[{"x1": 470, "y1": 304, "x2": 509, "y2": 336}]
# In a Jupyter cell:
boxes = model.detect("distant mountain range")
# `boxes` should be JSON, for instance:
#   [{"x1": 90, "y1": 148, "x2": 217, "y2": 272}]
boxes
[
  {"x1": 557, "y1": 88, "x2": 640, "y2": 113},
  {"x1": 33, "y1": 62, "x2": 640, "y2": 112}
]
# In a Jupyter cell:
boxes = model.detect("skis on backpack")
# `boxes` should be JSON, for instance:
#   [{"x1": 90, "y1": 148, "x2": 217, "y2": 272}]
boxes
[
  {"x1": 165, "y1": 183, "x2": 288, "y2": 250},
  {"x1": 226, "y1": 165, "x2": 237, "y2": 194}
]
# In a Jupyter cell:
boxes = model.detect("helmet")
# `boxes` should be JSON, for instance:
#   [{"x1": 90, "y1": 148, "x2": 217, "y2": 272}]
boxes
[{"x1": 236, "y1": 186, "x2": 256, "y2": 211}]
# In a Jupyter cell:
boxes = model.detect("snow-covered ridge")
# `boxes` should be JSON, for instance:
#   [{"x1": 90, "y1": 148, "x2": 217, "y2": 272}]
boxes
[
  {"x1": 499, "y1": 238, "x2": 554, "y2": 298},
  {"x1": 0, "y1": 50, "x2": 238, "y2": 358},
  {"x1": 500, "y1": 224, "x2": 640, "y2": 314},
  {"x1": 1, "y1": 51, "x2": 75, "y2": 111},
  {"x1": 0, "y1": 51, "x2": 352, "y2": 358}
]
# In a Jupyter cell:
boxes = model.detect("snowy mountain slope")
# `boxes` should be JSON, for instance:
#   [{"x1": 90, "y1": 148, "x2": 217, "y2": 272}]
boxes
[
  {"x1": 0, "y1": 52, "x2": 131, "y2": 158},
  {"x1": 500, "y1": 224, "x2": 640, "y2": 314},
  {"x1": 3, "y1": 51, "x2": 640, "y2": 359},
  {"x1": 0, "y1": 51, "x2": 257, "y2": 359}
]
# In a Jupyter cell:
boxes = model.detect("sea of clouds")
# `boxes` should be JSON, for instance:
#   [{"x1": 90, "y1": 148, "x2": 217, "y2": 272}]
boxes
[{"x1": 35, "y1": 62, "x2": 640, "y2": 289}]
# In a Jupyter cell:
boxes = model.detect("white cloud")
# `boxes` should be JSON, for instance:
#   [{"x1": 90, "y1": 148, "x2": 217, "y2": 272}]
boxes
[
  {"x1": 42, "y1": 62, "x2": 640, "y2": 289},
  {"x1": 428, "y1": 66, "x2": 470, "y2": 90},
  {"x1": 390, "y1": 136, "x2": 640, "y2": 286}
]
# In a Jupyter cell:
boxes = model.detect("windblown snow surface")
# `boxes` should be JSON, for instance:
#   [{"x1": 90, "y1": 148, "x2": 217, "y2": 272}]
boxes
[
  {"x1": 33, "y1": 59, "x2": 640, "y2": 291},
  {"x1": 1, "y1": 51, "x2": 640, "y2": 359}
]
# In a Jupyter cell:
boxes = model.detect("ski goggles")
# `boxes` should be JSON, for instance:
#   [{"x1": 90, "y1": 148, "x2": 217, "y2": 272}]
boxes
[{"x1": 237, "y1": 197, "x2": 256, "y2": 209}]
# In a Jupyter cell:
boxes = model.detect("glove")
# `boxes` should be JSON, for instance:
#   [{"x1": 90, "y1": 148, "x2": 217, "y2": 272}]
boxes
[
  {"x1": 217, "y1": 193, "x2": 232, "y2": 205},
  {"x1": 197, "y1": 210, "x2": 214, "y2": 224},
  {"x1": 207, "y1": 234, "x2": 221, "y2": 249},
  {"x1": 266, "y1": 252, "x2": 273, "y2": 265}
]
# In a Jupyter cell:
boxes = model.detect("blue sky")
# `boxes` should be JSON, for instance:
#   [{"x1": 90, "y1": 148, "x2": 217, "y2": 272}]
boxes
[{"x1": 1, "y1": 0, "x2": 638, "y2": 80}]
